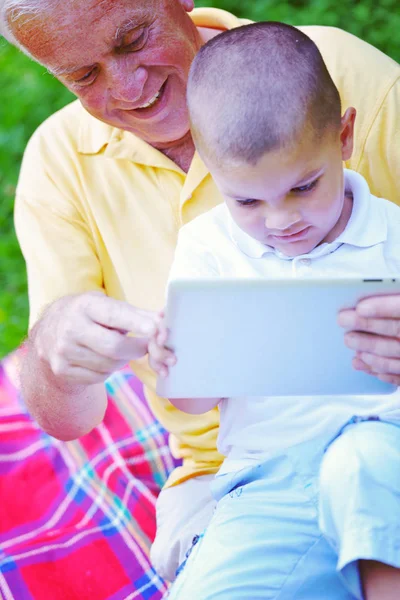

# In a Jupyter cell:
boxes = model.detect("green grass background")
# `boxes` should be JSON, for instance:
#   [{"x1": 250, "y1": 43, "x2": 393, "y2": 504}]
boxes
[{"x1": 1, "y1": 0, "x2": 399, "y2": 357}]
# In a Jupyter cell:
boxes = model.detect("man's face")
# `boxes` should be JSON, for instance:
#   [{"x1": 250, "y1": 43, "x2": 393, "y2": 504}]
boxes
[
  {"x1": 207, "y1": 111, "x2": 356, "y2": 258},
  {"x1": 12, "y1": 0, "x2": 201, "y2": 146}
]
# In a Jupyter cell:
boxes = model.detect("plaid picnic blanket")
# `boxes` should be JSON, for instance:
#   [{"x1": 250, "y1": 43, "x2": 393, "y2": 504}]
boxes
[{"x1": 0, "y1": 351, "x2": 180, "y2": 599}]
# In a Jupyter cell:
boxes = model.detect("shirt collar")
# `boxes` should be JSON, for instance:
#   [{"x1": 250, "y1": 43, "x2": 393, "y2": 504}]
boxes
[
  {"x1": 77, "y1": 110, "x2": 183, "y2": 171},
  {"x1": 229, "y1": 169, "x2": 388, "y2": 260},
  {"x1": 334, "y1": 169, "x2": 387, "y2": 247}
]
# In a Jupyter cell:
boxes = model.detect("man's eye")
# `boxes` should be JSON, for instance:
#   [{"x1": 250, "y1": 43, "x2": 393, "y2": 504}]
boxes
[
  {"x1": 74, "y1": 68, "x2": 98, "y2": 85},
  {"x1": 236, "y1": 199, "x2": 259, "y2": 207},
  {"x1": 124, "y1": 29, "x2": 148, "y2": 52},
  {"x1": 292, "y1": 178, "x2": 319, "y2": 194}
]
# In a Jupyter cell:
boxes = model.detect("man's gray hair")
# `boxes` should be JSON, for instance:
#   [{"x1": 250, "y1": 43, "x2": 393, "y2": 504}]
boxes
[{"x1": 0, "y1": 0, "x2": 53, "y2": 56}]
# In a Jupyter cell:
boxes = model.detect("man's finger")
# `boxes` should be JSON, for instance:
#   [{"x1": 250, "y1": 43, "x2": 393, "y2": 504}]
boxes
[
  {"x1": 356, "y1": 294, "x2": 400, "y2": 319},
  {"x1": 359, "y1": 352, "x2": 400, "y2": 375},
  {"x1": 83, "y1": 294, "x2": 157, "y2": 335},
  {"x1": 345, "y1": 331, "x2": 400, "y2": 358},
  {"x1": 352, "y1": 356, "x2": 373, "y2": 374},
  {"x1": 77, "y1": 323, "x2": 149, "y2": 361},
  {"x1": 338, "y1": 309, "x2": 400, "y2": 338},
  {"x1": 377, "y1": 374, "x2": 400, "y2": 386},
  {"x1": 59, "y1": 365, "x2": 111, "y2": 385}
]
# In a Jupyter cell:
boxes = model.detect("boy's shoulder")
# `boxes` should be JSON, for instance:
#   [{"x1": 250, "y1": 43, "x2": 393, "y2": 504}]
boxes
[
  {"x1": 369, "y1": 190, "x2": 400, "y2": 259},
  {"x1": 371, "y1": 191, "x2": 400, "y2": 223},
  {"x1": 179, "y1": 202, "x2": 232, "y2": 240},
  {"x1": 347, "y1": 169, "x2": 400, "y2": 227}
]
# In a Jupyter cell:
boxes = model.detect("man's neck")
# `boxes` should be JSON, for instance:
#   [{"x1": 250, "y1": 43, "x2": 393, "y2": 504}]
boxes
[
  {"x1": 155, "y1": 132, "x2": 196, "y2": 173},
  {"x1": 153, "y1": 26, "x2": 222, "y2": 172}
]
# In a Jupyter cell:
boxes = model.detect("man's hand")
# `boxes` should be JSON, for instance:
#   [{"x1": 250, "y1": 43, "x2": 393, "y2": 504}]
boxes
[
  {"x1": 22, "y1": 292, "x2": 159, "y2": 440},
  {"x1": 33, "y1": 291, "x2": 158, "y2": 386},
  {"x1": 338, "y1": 294, "x2": 400, "y2": 386}
]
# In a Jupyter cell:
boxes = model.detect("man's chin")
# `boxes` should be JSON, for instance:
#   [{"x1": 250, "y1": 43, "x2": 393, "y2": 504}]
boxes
[{"x1": 151, "y1": 128, "x2": 193, "y2": 150}]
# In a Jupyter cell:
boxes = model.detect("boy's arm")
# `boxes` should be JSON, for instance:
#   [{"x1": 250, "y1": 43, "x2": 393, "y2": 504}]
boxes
[
  {"x1": 148, "y1": 314, "x2": 222, "y2": 415},
  {"x1": 152, "y1": 220, "x2": 222, "y2": 414},
  {"x1": 169, "y1": 397, "x2": 221, "y2": 414}
]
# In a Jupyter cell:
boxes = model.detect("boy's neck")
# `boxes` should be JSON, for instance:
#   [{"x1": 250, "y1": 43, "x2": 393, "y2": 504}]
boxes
[{"x1": 323, "y1": 191, "x2": 354, "y2": 245}]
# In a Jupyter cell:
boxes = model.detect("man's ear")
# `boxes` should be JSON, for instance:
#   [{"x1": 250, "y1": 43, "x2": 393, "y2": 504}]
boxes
[
  {"x1": 179, "y1": 0, "x2": 195, "y2": 12},
  {"x1": 340, "y1": 107, "x2": 356, "y2": 162}
]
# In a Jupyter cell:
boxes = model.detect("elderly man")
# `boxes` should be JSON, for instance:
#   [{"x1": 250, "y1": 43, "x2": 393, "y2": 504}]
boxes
[{"x1": 1, "y1": 0, "x2": 400, "y2": 585}]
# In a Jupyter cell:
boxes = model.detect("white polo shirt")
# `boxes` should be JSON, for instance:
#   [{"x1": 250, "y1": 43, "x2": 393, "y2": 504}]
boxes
[{"x1": 169, "y1": 170, "x2": 400, "y2": 473}]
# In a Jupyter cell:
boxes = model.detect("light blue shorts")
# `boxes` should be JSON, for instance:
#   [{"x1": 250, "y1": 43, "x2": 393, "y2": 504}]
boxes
[{"x1": 168, "y1": 417, "x2": 400, "y2": 600}]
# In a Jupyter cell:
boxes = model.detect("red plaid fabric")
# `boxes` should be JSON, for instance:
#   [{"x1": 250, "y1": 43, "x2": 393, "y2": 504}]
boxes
[{"x1": 0, "y1": 352, "x2": 180, "y2": 599}]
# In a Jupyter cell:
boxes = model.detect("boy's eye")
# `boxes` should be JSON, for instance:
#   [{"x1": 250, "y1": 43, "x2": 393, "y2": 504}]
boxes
[
  {"x1": 291, "y1": 178, "x2": 319, "y2": 194},
  {"x1": 236, "y1": 199, "x2": 259, "y2": 207}
]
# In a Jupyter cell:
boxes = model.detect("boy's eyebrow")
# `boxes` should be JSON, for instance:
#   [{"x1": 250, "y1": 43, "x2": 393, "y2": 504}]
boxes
[
  {"x1": 230, "y1": 168, "x2": 324, "y2": 201},
  {"x1": 291, "y1": 168, "x2": 324, "y2": 187}
]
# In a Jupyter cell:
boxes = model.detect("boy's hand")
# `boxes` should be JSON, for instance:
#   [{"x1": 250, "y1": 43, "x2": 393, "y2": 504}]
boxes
[{"x1": 148, "y1": 313, "x2": 177, "y2": 378}]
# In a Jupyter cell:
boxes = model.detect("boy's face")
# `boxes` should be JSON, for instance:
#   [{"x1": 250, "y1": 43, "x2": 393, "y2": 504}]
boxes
[{"x1": 208, "y1": 109, "x2": 356, "y2": 258}]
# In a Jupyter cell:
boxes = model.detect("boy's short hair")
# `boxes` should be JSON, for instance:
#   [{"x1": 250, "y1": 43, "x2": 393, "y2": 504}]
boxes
[{"x1": 187, "y1": 22, "x2": 342, "y2": 166}]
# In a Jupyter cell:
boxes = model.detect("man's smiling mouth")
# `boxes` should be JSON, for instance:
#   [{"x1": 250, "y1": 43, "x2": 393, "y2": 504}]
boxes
[
  {"x1": 136, "y1": 81, "x2": 167, "y2": 111},
  {"x1": 138, "y1": 89, "x2": 161, "y2": 109}
]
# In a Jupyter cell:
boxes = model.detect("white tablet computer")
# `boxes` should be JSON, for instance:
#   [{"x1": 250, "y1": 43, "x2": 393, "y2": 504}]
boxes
[{"x1": 156, "y1": 277, "x2": 400, "y2": 398}]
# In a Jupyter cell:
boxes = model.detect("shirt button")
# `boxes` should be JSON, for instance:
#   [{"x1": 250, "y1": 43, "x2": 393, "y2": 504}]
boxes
[{"x1": 299, "y1": 258, "x2": 311, "y2": 266}]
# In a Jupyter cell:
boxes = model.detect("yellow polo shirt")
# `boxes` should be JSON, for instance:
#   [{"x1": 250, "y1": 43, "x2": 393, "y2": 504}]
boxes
[{"x1": 15, "y1": 8, "x2": 400, "y2": 487}]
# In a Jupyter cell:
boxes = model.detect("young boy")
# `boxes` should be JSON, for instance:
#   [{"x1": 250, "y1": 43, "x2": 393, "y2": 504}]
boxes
[{"x1": 149, "y1": 23, "x2": 400, "y2": 600}]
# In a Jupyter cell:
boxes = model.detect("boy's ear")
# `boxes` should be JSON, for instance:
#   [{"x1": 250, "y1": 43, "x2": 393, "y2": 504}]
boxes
[{"x1": 340, "y1": 107, "x2": 356, "y2": 162}]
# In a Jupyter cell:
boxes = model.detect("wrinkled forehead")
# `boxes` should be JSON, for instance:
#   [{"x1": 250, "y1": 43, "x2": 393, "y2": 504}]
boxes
[{"x1": 9, "y1": 0, "x2": 155, "y2": 66}]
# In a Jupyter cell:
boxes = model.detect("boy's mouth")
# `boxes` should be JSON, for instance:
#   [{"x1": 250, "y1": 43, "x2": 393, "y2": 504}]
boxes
[{"x1": 271, "y1": 226, "x2": 311, "y2": 242}]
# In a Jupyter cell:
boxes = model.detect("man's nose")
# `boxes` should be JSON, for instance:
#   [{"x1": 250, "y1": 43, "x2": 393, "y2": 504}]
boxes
[{"x1": 108, "y1": 63, "x2": 148, "y2": 105}]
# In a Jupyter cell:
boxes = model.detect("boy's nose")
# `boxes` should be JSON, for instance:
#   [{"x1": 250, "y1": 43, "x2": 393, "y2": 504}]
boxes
[{"x1": 264, "y1": 209, "x2": 301, "y2": 233}]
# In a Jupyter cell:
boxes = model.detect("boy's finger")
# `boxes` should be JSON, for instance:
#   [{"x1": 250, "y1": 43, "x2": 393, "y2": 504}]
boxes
[
  {"x1": 159, "y1": 363, "x2": 170, "y2": 378},
  {"x1": 151, "y1": 343, "x2": 173, "y2": 366},
  {"x1": 157, "y1": 326, "x2": 169, "y2": 346},
  {"x1": 149, "y1": 355, "x2": 166, "y2": 376},
  {"x1": 165, "y1": 354, "x2": 177, "y2": 366}
]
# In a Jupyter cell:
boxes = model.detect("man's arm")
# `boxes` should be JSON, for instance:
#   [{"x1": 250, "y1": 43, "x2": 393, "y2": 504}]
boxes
[{"x1": 21, "y1": 292, "x2": 157, "y2": 440}]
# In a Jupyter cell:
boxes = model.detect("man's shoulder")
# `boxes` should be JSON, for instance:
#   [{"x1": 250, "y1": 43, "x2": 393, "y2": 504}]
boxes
[
  {"x1": 300, "y1": 25, "x2": 399, "y2": 74},
  {"x1": 32, "y1": 99, "x2": 84, "y2": 143},
  {"x1": 27, "y1": 100, "x2": 115, "y2": 158},
  {"x1": 299, "y1": 27, "x2": 399, "y2": 130}
]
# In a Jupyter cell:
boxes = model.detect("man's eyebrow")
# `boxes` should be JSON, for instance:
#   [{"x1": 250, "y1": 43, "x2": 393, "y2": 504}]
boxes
[
  {"x1": 114, "y1": 13, "x2": 152, "y2": 44},
  {"x1": 47, "y1": 65, "x2": 84, "y2": 77},
  {"x1": 114, "y1": 18, "x2": 139, "y2": 43},
  {"x1": 47, "y1": 13, "x2": 153, "y2": 77}
]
